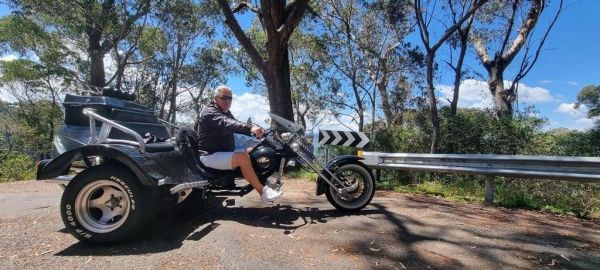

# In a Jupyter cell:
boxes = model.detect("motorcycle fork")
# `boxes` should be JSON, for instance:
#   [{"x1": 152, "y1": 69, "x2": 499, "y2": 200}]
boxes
[{"x1": 295, "y1": 151, "x2": 355, "y2": 195}]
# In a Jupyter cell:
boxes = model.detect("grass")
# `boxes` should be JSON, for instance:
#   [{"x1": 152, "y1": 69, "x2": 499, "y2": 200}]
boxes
[
  {"x1": 285, "y1": 169, "x2": 318, "y2": 181},
  {"x1": 376, "y1": 171, "x2": 600, "y2": 219}
]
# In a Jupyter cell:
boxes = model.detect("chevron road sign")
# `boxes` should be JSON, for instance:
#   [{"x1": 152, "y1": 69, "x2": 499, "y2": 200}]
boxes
[{"x1": 318, "y1": 130, "x2": 370, "y2": 148}]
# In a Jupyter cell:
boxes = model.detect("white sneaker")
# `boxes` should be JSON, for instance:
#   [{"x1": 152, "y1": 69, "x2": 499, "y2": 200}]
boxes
[{"x1": 261, "y1": 186, "x2": 282, "y2": 203}]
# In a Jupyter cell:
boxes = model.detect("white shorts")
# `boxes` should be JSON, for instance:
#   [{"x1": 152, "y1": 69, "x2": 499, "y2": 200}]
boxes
[{"x1": 199, "y1": 151, "x2": 244, "y2": 170}]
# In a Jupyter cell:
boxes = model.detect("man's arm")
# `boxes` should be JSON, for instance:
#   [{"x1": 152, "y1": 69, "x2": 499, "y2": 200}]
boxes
[{"x1": 205, "y1": 113, "x2": 252, "y2": 135}]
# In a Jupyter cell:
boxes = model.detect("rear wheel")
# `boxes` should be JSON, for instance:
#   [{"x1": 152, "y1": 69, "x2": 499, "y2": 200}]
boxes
[
  {"x1": 60, "y1": 164, "x2": 159, "y2": 245},
  {"x1": 325, "y1": 163, "x2": 375, "y2": 211}
]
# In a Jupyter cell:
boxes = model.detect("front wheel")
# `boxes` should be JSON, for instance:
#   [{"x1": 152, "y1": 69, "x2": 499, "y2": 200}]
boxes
[
  {"x1": 325, "y1": 163, "x2": 375, "y2": 211},
  {"x1": 60, "y1": 164, "x2": 159, "y2": 245}
]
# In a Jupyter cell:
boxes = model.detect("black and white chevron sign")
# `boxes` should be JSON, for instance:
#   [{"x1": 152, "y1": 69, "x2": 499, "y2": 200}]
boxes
[{"x1": 318, "y1": 130, "x2": 370, "y2": 148}]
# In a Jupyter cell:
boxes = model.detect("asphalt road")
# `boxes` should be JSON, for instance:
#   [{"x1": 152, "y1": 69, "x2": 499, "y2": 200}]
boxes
[{"x1": 0, "y1": 179, "x2": 599, "y2": 270}]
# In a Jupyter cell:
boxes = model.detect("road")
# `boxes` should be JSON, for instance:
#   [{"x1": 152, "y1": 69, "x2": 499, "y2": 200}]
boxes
[{"x1": 0, "y1": 179, "x2": 599, "y2": 269}]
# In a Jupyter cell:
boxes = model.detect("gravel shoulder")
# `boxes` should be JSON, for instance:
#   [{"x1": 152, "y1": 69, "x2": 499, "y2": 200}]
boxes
[{"x1": 0, "y1": 179, "x2": 599, "y2": 270}]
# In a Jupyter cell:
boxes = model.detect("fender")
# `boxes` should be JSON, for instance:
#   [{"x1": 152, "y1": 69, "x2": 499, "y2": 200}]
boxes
[
  {"x1": 315, "y1": 155, "x2": 372, "y2": 195},
  {"x1": 36, "y1": 144, "x2": 155, "y2": 187}
]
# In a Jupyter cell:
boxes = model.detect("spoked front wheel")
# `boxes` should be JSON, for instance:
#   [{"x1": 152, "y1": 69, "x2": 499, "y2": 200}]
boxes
[{"x1": 325, "y1": 163, "x2": 375, "y2": 211}]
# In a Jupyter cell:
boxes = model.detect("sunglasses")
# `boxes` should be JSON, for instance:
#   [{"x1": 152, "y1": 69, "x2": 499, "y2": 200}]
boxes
[{"x1": 218, "y1": 95, "x2": 233, "y2": 101}]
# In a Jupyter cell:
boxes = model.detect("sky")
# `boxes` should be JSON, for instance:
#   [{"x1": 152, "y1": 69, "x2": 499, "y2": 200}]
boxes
[{"x1": 0, "y1": 1, "x2": 598, "y2": 131}]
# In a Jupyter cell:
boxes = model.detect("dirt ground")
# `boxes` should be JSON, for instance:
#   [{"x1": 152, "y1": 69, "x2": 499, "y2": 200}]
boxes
[{"x1": 0, "y1": 179, "x2": 599, "y2": 270}]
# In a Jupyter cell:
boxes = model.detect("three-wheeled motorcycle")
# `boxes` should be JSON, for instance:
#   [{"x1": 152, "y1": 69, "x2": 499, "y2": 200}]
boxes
[{"x1": 36, "y1": 89, "x2": 375, "y2": 244}]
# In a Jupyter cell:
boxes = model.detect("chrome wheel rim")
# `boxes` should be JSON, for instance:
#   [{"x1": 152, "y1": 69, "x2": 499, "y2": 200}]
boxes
[
  {"x1": 75, "y1": 180, "x2": 130, "y2": 233},
  {"x1": 330, "y1": 166, "x2": 372, "y2": 208}
]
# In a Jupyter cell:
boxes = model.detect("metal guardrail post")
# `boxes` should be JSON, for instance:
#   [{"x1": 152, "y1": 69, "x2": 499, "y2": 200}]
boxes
[{"x1": 485, "y1": 176, "x2": 495, "y2": 203}]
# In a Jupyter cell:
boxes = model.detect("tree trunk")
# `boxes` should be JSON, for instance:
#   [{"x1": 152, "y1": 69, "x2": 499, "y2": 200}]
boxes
[
  {"x1": 426, "y1": 55, "x2": 440, "y2": 153},
  {"x1": 265, "y1": 42, "x2": 294, "y2": 121},
  {"x1": 377, "y1": 78, "x2": 396, "y2": 126},
  {"x1": 89, "y1": 49, "x2": 106, "y2": 88},
  {"x1": 488, "y1": 64, "x2": 513, "y2": 118},
  {"x1": 450, "y1": 36, "x2": 468, "y2": 115}
]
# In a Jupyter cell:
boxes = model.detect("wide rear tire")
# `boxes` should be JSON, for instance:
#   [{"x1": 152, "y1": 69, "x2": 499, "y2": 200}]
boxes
[
  {"x1": 60, "y1": 164, "x2": 159, "y2": 245},
  {"x1": 325, "y1": 163, "x2": 375, "y2": 211}
]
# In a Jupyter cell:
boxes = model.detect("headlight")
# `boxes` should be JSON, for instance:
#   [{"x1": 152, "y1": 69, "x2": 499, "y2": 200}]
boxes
[{"x1": 290, "y1": 142, "x2": 300, "y2": 152}]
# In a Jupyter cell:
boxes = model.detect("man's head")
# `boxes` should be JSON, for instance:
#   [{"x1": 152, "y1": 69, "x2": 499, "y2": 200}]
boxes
[{"x1": 213, "y1": 85, "x2": 233, "y2": 112}]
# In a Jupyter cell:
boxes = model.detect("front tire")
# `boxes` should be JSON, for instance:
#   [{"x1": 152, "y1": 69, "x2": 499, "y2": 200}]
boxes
[
  {"x1": 60, "y1": 164, "x2": 159, "y2": 245},
  {"x1": 325, "y1": 163, "x2": 375, "y2": 211}
]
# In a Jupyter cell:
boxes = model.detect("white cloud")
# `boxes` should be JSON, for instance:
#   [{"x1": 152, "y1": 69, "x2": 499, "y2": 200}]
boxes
[
  {"x1": 0, "y1": 87, "x2": 15, "y2": 102},
  {"x1": 556, "y1": 103, "x2": 586, "y2": 117},
  {"x1": 228, "y1": 91, "x2": 362, "y2": 132},
  {"x1": 517, "y1": 83, "x2": 553, "y2": 102},
  {"x1": 567, "y1": 81, "x2": 578, "y2": 86},
  {"x1": 0, "y1": 54, "x2": 17, "y2": 62},
  {"x1": 229, "y1": 92, "x2": 271, "y2": 127},
  {"x1": 574, "y1": 117, "x2": 595, "y2": 129},
  {"x1": 437, "y1": 79, "x2": 554, "y2": 109},
  {"x1": 555, "y1": 103, "x2": 598, "y2": 130},
  {"x1": 538, "y1": 80, "x2": 551, "y2": 84}
]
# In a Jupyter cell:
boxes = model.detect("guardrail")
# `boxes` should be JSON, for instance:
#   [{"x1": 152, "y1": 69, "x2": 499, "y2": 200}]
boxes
[{"x1": 361, "y1": 151, "x2": 600, "y2": 202}]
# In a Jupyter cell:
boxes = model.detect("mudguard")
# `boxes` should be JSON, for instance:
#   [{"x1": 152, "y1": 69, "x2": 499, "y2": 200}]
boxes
[
  {"x1": 36, "y1": 144, "x2": 155, "y2": 187},
  {"x1": 315, "y1": 155, "x2": 372, "y2": 195}
]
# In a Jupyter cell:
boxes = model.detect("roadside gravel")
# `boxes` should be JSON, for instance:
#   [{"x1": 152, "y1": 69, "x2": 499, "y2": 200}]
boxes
[{"x1": 0, "y1": 179, "x2": 599, "y2": 269}]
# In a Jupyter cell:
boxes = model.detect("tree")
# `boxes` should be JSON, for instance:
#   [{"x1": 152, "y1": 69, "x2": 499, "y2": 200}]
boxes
[
  {"x1": 0, "y1": 59, "x2": 63, "y2": 156},
  {"x1": 412, "y1": 0, "x2": 487, "y2": 153},
  {"x1": 471, "y1": 0, "x2": 562, "y2": 118},
  {"x1": 446, "y1": 0, "x2": 476, "y2": 115},
  {"x1": 4, "y1": 0, "x2": 153, "y2": 88},
  {"x1": 576, "y1": 85, "x2": 600, "y2": 118},
  {"x1": 217, "y1": 0, "x2": 309, "y2": 121},
  {"x1": 318, "y1": 0, "x2": 423, "y2": 132}
]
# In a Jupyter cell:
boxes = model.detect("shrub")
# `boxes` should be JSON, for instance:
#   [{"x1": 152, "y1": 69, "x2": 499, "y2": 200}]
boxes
[{"x1": 0, "y1": 152, "x2": 36, "y2": 182}]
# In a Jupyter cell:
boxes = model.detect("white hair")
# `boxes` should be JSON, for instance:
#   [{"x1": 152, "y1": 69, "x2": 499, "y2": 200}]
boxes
[{"x1": 214, "y1": 85, "x2": 231, "y2": 97}]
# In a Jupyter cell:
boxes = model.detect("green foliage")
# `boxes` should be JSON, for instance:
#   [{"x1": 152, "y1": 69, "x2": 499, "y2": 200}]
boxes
[
  {"x1": 439, "y1": 108, "x2": 545, "y2": 154},
  {"x1": 369, "y1": 108, "x2": 600, "y2": 218},
  {"x1": 0, "y1": 151, "x2": 36, "y2": 182},
  {"x1": 576, "y1": 85, "x2": 600, "y2": 118},
  {"x1": 285, "y1": 168, "x2": 317, "y2": 181},
  {"x1": 545, "y1": 128, "x2": 600, "y2": 156}
]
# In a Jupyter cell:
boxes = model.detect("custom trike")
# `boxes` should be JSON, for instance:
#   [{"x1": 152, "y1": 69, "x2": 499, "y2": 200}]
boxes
[{"x1": 36, "y1": 89, "x2": 375, "y2": 244}]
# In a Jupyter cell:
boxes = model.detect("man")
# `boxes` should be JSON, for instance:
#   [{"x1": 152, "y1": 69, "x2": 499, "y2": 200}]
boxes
[{"x1": 196, "y1": 85, "x2": 282, "y2": 203}]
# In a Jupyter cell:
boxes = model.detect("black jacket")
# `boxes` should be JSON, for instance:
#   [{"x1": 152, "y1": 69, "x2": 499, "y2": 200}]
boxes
[{"x1": 196, "y1": 102, "x2": 252, "y2": 153}]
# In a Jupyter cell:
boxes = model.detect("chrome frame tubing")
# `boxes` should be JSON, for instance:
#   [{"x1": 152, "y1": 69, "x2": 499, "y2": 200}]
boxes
[
  {"x1": 83, "y1": 108, "x2": 147, "y2": 153},
  {"x1": 290, "y1": 136, "x2": 354, "y2": 194},
  {"x1": 158, "y1": 118, "x2": 181, "y2": 130}
]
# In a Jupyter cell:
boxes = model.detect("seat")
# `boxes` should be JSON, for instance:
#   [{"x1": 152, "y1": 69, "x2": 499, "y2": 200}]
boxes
[{"x1": 145, "y1": 142, "x2": 176, "y2": 153}]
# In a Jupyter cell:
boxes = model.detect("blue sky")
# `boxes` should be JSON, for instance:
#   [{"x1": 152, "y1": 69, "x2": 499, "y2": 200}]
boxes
[
  {"x1": 0, "y1": 1, "x2": 598, "y2": 130},
  {"x1": 223, "y1": 0, "x2": 599, "y2": 130}
]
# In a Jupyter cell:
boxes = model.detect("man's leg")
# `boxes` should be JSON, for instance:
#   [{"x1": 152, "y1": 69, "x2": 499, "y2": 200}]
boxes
[{"x1": 231, "y1": 152, "x2": 265, "y2": 194}]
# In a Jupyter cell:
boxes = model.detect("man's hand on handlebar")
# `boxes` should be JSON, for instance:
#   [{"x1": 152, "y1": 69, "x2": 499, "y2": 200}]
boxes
[{"x1": 251, "y1": 125, "x2": 265, "y2": 139}]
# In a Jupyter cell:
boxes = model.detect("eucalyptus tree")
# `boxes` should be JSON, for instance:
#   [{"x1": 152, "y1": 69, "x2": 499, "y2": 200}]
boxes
[
  {"x1": 412, "y1": 0, "x2": 487, "y2": 153},
  {"x1": 471, "y1": 0, "x2": 562, "y2": 118},
  {"x1": 217, "y1": 0, "x2": 310, "y2": 121},
  {"x1": 180, "y1": 43, "x2": 232, "y2": 130},
  {"x1": 288, "y1": 28, "x2": 328, "y2": 130},
  {"x1": 316, "y1": 0, "x2": 373, "y2": 132},
  {"x1": 3, "y1": 0, "x2": 153, "y2": 89},
  {"x1": 445, "y1": 0, "x2": 476, "y2": 115},
  {"x1": 576, "y1": 85, "x2": 600, "y2": 119},
  {"x1": 356, "y1": 1, "x2": 424, "y2": 128},
  {"x1": 0, "y1": 59, "x2": 63, "y2": 155},
  {"x1": 153, "y1": 0, "x2": 216, "y2": 124}
]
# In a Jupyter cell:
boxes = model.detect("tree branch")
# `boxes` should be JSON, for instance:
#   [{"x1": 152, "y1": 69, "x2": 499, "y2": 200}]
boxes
[
  {"x1": 502, "y1": 0, "x2": 544, "y2": 65},
  {"x1": 218, "y1": 0, "x2": 266, "y2": 74},
  {"x1": 511, "y1": 0, "x2": 562, "y2": 89},
  {"x1": 278, "y1": 0, "x2": 309, "y2": 43}
]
